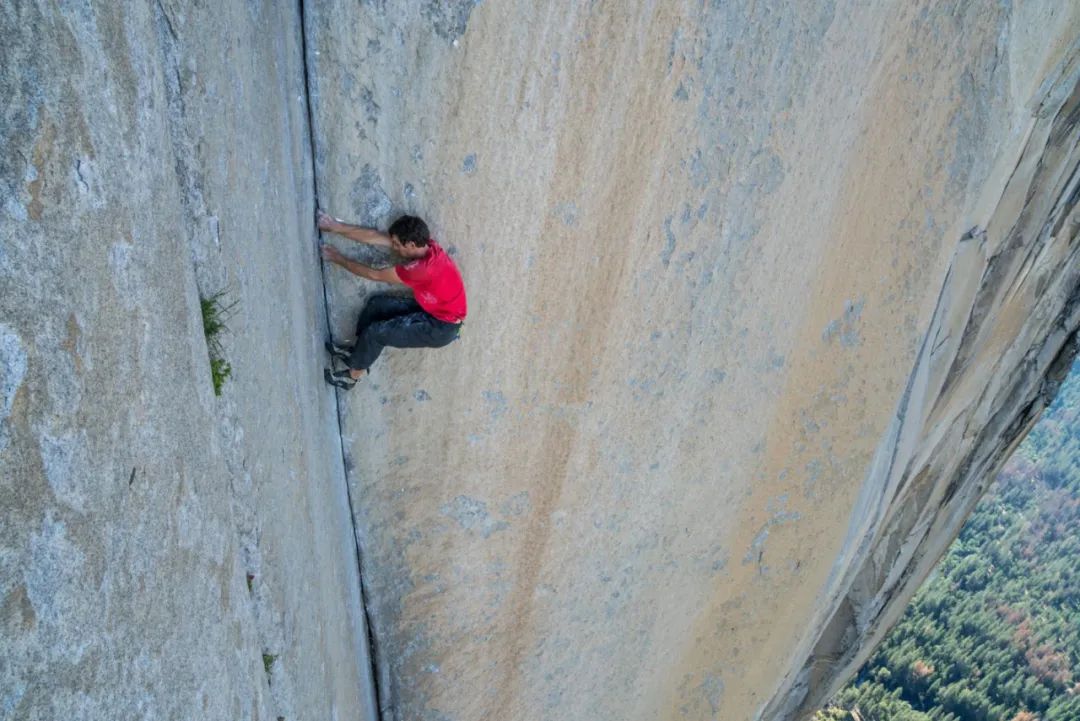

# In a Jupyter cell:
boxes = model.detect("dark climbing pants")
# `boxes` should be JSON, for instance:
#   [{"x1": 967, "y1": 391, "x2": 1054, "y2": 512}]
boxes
[{"x1": 348, "y1": 293, "x2": 460, "y2": 371}]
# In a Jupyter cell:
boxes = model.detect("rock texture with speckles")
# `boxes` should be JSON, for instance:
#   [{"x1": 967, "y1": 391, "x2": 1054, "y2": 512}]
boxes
[
  {"x1": 4, "y1": 2, "x2": 1079, "y2": 720},
  {"x1": 307, "y1": 2, "x2": 1080, "y2": 720},
  {"x1": 1, "y1": 3, "x2": 375, "y2": 720}
]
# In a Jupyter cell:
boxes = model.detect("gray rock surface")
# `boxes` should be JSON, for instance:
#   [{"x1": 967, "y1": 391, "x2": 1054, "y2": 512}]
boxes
[
  {"x1": 3, "y1": 2, "x2": 1078, "y2": 721},
  {"x1": 1, "y1": 3, "x2": 375, "y2": 720},
  {"x1": 306, "y1": 2, "x2": 1080, "y2": 720}
]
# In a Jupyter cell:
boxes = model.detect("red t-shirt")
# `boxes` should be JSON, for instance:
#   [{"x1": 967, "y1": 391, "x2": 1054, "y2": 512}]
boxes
[{"x1": 395, "y1": 241, "x2": 467, "y2": 323}]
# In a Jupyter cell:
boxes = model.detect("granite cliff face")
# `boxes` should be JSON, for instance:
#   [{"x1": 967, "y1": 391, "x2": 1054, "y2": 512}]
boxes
[
  {"x1": 1, "y1": 3, "x2": 375, "y2": 720},
  {"x1": 307, "y1": 2, "x2": 1079, "y2": 720},
  {"x1": 2, "y1": 2, "x2": 1078, "y2": 721}
]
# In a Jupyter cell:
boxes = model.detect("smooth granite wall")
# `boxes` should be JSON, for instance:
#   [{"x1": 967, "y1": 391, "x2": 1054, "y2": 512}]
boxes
[
  {"x1": 306, "y1": 2, "x2": 1080, "y2": 720},
  {"x1": 1, "y1": 3, "x2": 376, "y2": 720},
  {"x1": 3, "y1": 2, "x2": 1077, "y2": 721}
]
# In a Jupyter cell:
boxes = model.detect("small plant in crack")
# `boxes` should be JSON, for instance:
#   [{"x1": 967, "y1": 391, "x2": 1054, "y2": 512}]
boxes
[
  {"x1": 200, "y1": 289, "x2": 237, "y2": 395},
  {"x1": 262, "y1": 653, "x2": 277, "y2": 676}
]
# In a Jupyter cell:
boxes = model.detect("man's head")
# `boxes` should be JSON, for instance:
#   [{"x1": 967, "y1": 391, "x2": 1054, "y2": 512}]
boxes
[{"x1": 388, "y1": 215, "x2": 431, "y2": 259}]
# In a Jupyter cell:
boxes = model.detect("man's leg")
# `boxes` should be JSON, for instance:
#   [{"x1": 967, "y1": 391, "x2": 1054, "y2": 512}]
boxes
[
  {"x1": 348, "y1": 312, "x2": 459, "y2": 372},
  {"x1": 355, "y1": 294, "x2": 422, "y2": 338},
  {"x1": 327, "y1": 294, "x2": 421, "y2": 372}
]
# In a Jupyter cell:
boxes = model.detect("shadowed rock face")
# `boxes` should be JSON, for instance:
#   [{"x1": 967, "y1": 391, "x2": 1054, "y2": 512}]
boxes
[
  {"x1": 1, "y1": 3, "x2": 375, "y2": 720},
  {"x1": 308, "y1": 2, "x2": 1080, "y2": 720}
]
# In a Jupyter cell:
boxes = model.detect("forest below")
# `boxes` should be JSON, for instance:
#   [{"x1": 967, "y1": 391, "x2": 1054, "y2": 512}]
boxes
[{"x1": 816, "y1": 360, "x2": 1080, "y2": 721}]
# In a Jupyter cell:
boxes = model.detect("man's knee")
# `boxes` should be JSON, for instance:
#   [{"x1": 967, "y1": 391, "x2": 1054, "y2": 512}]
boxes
[
  {"x1": 369, "y1": 292, "x2": 413, "y2": 309},
  {"x1": 365, "y1": 291, "x2": 394, "y2": 305},
  {"x1": 426, "y1": 324, "x2": 458, "y2": 348}
]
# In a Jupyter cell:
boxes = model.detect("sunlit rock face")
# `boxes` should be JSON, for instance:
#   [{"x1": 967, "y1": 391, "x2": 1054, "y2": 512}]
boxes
[
  {"x1": 308, "y1": 2, "x2": 1079, "y2": 720},
  {"x1": 3, "y1": 2, "x2": 1076, "y2": 720}
]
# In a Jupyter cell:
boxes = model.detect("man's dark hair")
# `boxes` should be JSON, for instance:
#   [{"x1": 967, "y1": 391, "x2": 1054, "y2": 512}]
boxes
[{"x1": 388, "y1": 215, "x2": 430, "y2": 247}]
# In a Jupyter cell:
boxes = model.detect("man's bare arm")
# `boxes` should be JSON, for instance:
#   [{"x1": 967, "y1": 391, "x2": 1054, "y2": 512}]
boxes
[
  {"x1": 321, "y1": 245, "x2": 403, "y2": 284},
  {"x1": 317, "y1": 209, "x2": 393, "y2": 248}
]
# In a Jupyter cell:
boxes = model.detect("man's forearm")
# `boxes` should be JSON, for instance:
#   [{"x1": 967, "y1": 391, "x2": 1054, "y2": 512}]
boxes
[
  {"x1": 334, "y1": 257, "x2": 382, "y2": 281},
  {"x1": 333, "y1": 222, "x2": 392, "y2": 247}
]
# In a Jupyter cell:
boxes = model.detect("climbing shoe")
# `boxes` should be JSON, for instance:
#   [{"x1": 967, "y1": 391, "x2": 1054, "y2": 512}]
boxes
[
  {"x1": 324, "y1": 367, "x2": 358, "y2": 391},
  {"x1": 325, "y1": 339, "x2": 352, "y2": 362}
]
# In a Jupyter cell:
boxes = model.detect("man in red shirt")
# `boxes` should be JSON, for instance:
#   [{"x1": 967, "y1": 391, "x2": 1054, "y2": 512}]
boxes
[{"x1": 317, "y1": 210, "x2": 467, "y2": 390}]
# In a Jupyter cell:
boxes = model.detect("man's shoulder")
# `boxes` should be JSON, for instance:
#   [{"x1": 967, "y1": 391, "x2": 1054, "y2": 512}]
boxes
[
  {"x1": 429, "y1": 241, "x2": 461, "y2": 268},
  {"x1": 396, "y1": 248, "x2": 435, "y2": 280}
]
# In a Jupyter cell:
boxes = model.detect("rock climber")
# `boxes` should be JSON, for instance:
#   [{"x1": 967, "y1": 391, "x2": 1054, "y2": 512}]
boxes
[{"x1": 317, "y1": 209, "x2": 467, "y2": 390}]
